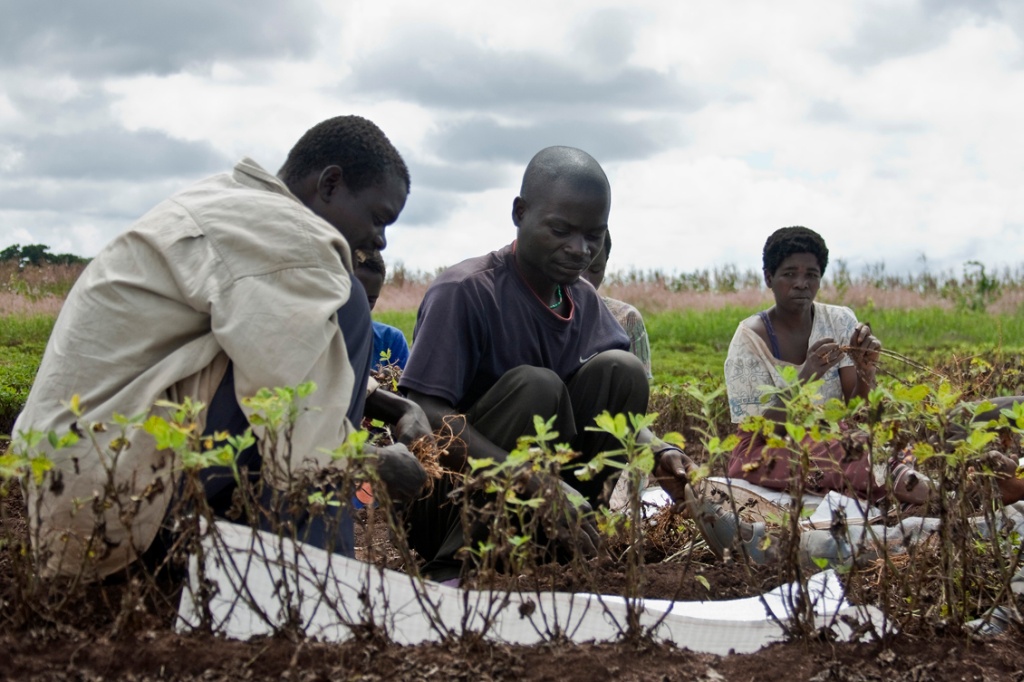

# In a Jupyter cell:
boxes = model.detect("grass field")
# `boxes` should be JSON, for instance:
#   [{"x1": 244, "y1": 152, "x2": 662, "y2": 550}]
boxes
[
  {"x1": 375, "y1": 305, "x2": 1024, "y2": 384},
  {"x1": 6, "y1": 303, "x2": 1024, "y2": 435},
  {"x1": 5, "y1": 267, "x2": 1024, "y2": 435}
]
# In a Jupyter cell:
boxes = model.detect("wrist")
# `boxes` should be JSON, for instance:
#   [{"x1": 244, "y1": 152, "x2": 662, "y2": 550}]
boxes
[{"x1": 653, "y1": 443, "x2": 685, "y2": 465}]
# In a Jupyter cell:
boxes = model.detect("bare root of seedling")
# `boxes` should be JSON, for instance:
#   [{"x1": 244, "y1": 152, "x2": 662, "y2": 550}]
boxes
[{"x1": 408, "y1": 420, "x2": 464, "y2": 496}]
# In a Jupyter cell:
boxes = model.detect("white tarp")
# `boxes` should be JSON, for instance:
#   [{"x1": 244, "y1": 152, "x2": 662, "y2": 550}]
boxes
[{"x1": 177, "y1": 520, "x2": 885, "y2": 655}]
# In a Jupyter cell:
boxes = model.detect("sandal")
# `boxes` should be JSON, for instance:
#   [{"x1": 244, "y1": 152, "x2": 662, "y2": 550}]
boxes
[
  {"x1": 891, "y1": 461, "x2": 932, "y2": 506},
  {"x1": 687, "y1": 492, "x2": 773, "y2": 565}
]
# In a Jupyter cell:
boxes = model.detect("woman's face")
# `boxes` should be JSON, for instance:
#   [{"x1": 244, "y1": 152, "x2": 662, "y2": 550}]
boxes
[{"x1": 765, "y1": 252, "x2": 821, "y2": 311}]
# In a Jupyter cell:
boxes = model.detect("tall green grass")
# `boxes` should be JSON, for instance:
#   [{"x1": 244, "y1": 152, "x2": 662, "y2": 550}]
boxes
[
  {"x1": 374, "y1": 310, "x2": 416, "y2": 340},
  {"x1": 380, "y1": 304, "x2": 1024, "y2": 385},
  {"x1": 5, "y1": 305, "x2": 1024, "y2": 434},
  {"x1": 647, "y1": 305, "x2": 1024, "y2": 384},
  {"x1": 0, "y1": 315, "x2": 54, "y2": 435}
]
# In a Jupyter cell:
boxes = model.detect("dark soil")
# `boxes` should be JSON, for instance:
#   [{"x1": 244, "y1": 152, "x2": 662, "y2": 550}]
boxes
[
  {"x1": 2, "y1": 491, "x2": 1023, "y2": 680},
  {"x1": 1, "y1": 628, "x2": 1022, "y2": 681}
]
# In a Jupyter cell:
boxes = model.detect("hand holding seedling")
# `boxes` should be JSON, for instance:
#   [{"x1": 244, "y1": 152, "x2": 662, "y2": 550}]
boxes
[
  {"x1": 845, "y1": 322, "x2": 881, "y2": 373},
  {"x1": 393, "y1": 405, "x2": 433, "y2": 447},
  {"x1": 799, "y1": 337, "x2": 843, "y2": 381},
  {"x1": 374, "y1": 443, "x2": 428, "y2": 503}
]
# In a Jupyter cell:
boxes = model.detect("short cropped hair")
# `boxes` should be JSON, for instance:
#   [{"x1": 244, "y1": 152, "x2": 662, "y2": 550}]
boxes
[
  {"x1": 279, "y1": 115, "x2": 410, "y2": 193},
  {"x1": 355, "y1": 248, "x2": 387, "y2": 278},
  {"x1": 762, "y1": 226, "x2": 829, "y2": 276}
]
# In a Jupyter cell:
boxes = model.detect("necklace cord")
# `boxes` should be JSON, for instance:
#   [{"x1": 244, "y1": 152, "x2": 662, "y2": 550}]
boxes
[{"x1": 549, "y1": 284, "x2": 563, "y2": 309}]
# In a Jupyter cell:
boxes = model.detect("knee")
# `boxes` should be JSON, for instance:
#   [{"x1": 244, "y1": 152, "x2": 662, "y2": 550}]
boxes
[
  {"x1": 503, "y1": 365, "x2": 565, "y2": 407},
  {"x1": 575, "y1": 350, "x2": 648, "y2": 396},
  {"x1": 587, "y1": 349, "x2": 645, "y2": 378}
]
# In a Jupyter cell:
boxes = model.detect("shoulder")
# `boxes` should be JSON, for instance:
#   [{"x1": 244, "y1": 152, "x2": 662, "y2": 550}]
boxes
[
  {"x1": 726, "y1": 312, "x2": 771, "y2": 362},
  {"x1": 601, "y1": 296, "x2": 635, "y2": 315},
  {"x1": 601, "y1": 296, "x2": 643, "y2": 324},
  {"x1": 427, "y1": 247, "x2": 509, "y2": 292},
  {"x1": 815, "y1": 302, "x2": 858, "y2": 326},
  {"x1": 167, "y1": 160, "x2": 350, "y2": 280},
  {"x1": 740, "y1": 311, "x2": 766, "y2": 334},
  {"x1": 736, "y1": 311, "x2": 769, "y2": 345}
]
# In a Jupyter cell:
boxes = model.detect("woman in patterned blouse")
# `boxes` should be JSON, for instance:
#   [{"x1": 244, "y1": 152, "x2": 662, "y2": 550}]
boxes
[{"x1": 722, "y1": 226, "x2": 931, "y2": 504}]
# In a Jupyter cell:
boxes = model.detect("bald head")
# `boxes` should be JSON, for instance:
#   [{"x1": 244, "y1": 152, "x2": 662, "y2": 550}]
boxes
[
  {"x1": 511, "y1": 147, "x2": 611, "y2": 291},
  {"x1": 520, "y1": 146, "x2": 611, "y2": 207}
]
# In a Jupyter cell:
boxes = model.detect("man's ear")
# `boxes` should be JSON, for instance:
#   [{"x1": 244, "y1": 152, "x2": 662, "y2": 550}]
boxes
[
  {"x1": 316, "y1": 165, "x2": 346, "y2": 203},
  {"x1": 763, "y1": 268, "x2": 772, "y2": 288},
  {"x1": 511, "y1": 196, "x2": 526, "y2": 227}
]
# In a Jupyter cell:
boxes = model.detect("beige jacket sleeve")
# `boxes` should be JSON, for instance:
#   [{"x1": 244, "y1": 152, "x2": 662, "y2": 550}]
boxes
[{"x1": 212, "y1": 264, "x2": 357, "y2": 482}]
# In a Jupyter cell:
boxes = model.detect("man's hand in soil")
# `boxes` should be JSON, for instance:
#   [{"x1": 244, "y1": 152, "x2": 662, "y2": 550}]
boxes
[
  {"x1": 528, "y1": 476, "x2": 601, "y2": 558},
  {"x1": 373, "y1": 444, "x2": 427, "y2": 504},
  {"x1": 653, "y1": 446, "x2": 696, "y2": 504}
]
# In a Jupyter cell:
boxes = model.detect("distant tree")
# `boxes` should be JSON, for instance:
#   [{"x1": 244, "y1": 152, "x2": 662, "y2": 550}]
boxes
[
  {"x1": 0, "y1": 243, "x2": 89, "y2": 267},
  {"x1": 47, "y1": 251, "x2": 89, "y2": 265},
  {"x1": 0, "y1": 244, "x2": 22, "y2": 262},
  {"x1": 19, "y1": 244, "x2": 51, "y2": 266}
]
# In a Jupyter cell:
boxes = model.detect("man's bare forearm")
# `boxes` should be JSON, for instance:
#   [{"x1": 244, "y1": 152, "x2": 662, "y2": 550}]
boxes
[{"x1": 365, "y1": 388, "x2": 416, "y2": 424}]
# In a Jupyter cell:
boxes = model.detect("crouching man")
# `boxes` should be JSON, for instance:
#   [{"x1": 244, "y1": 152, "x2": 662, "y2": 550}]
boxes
[
  {"x1": 13, "y1": 115, "x2": 428, "y2": 580},
  {"x1": 398, "y1": 146, "x2": 691, "y2": 581}
]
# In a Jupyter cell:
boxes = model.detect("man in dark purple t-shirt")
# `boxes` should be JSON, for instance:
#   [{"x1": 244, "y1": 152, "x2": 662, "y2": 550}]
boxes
[
  {"x1": 399, "y1": 146, "x2": 692, "y2": 581},
  {"x1": 400, "y1": 242, "x2": 630, "y2": 412}
]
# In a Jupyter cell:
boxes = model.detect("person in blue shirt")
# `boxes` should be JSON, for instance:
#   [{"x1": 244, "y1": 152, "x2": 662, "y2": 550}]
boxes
[{"x1": 354, "y1": 249, "x2": 411, "y2": 371}]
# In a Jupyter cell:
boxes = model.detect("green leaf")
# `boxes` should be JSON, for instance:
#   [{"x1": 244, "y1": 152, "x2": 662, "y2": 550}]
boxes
[
  {"x1": 634, "y1": 448, "x2": 655, "y2": 474},
  {"x1": 296, "y1": 381, "x2": 317, "y2": 399},
  {"x1": 966, "y1": 429, "x2": 998, "y2": 452},
  {"x1": 468, "y1": 457, "x2": 495, "y2": 472},
  {"x1": 29, "y1": 455, "x2": 52, "y2": 485},
  {"x1": 661, "y1": 431, "x2": 686, "y2": 447},
  {"x1": 785, "y1": 423, "x2": 806, "y2": 443},
  {"x1": 142, "y1": 415, "x2": 189, "y2": 451},
  {"x1": 893, "y1": 384, "x2": 930, "y2": 404}
]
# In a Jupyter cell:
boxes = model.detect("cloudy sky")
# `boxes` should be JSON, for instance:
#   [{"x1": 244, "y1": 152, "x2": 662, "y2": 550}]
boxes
[{"x1": 2, "y1": 0, "x2": 1023, "y2": 278}]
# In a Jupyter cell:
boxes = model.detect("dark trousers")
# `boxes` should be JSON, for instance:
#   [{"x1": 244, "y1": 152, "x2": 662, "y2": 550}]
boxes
[
  {"x1": 194, "y1": 274, "x2": 374, "y2": 558},
  {"x1": 407, "y1": 349, "x2": 649, "y2": 580}
]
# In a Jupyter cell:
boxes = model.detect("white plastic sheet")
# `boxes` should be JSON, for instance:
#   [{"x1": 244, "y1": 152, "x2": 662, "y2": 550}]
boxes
[{"x1": 177, "y1": 520, "x2": 885, "y2": 655}]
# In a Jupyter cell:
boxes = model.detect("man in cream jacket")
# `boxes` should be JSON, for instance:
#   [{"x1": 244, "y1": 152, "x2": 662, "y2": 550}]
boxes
[{"x1": 14, "y1": 115, "x2": 427, "y2": 579}]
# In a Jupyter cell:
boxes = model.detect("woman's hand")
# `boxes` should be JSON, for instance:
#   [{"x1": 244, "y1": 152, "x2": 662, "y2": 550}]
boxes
[
  {"x1": 800, "y1": 337, "x2": 843, "y2": 382},
  {"x1": 847, "y1": 323, "x2": 881, "y2": 373}
]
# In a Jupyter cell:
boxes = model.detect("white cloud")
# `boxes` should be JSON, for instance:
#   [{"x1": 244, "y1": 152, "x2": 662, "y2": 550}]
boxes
[{"x1": 1, "y1": 0, "x2": 1023, "y2": 280}]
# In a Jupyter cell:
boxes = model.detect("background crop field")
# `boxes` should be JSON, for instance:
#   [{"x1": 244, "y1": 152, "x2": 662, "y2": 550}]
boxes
[
  {"x1": 377, "y1": 305, "x2": 1024, "y2": 385},
  {"x1": 5, "y1": 262, "x2": 1024, "y2": 437}
]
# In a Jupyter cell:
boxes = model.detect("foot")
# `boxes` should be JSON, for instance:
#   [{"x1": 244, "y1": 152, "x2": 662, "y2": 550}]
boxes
[
  {"x1": 966, "y1": 605, "x2": 1020, "y2": 638},
  {"x1": 975, "y1": 451, "x2": 1024, "y2": 505},
  {"x1": 687, "y1": 496, "x2": 773, "y2": 565},
  {"x1": 891, "y1": 461, "x2": 933, "y2": 506}
]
